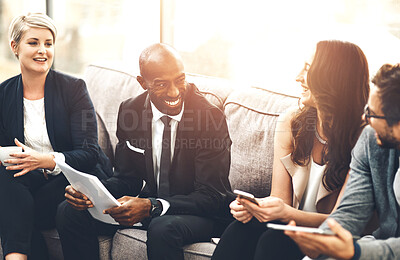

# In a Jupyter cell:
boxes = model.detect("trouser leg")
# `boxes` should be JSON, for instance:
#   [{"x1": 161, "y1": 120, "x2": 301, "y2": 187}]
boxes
[
  {"x1": 211, "y1": 219, "x2": 265, "y2": 260},
  {"x1": 56, "y1": 201, "x2": 120, "y2": 260},
  {"x1": 254, "y1": 228, "x2": 304, "y2": 260},
  {"x1": 30, "y1": 174, "x2": 69, "y2": 260},
  {"x1": 146, "y1": 215, "x2": 215, "y2": 260},
  {"x1": 0, "y1": 169, "x2": 46, "y2": 257}
]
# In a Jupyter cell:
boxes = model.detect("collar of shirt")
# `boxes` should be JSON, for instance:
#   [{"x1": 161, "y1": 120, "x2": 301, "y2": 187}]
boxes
[{"x1": 150, "y1": 102, "x2": 184, "y2": 123}]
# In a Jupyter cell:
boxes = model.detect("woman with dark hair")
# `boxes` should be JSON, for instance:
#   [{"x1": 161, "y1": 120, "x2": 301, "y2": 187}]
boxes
[{"x1": 212, "y1": 40, "x2": 370, "y2": 260}]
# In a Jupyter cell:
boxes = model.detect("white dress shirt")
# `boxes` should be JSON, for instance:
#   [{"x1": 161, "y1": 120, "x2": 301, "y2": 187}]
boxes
[
  {"x1": 23, "y1": 97, "x2": 65, "y2": 175},
  {"x1": 150, "y1": 102, "x2": 184, "y2": 215}
]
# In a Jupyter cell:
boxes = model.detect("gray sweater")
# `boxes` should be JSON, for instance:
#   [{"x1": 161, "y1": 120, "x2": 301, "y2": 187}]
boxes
[{"x1": 320, "y1": 126, "x2": 400, "y2": 260}]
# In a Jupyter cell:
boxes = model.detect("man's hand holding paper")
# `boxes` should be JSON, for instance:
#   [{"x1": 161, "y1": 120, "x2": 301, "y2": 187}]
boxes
[
  {"x1": 104, "y1": 196, "x2": 151, "y2": 226},
  {"x1": 65, "y1": 185, "x2": 93, "y2": 211}
]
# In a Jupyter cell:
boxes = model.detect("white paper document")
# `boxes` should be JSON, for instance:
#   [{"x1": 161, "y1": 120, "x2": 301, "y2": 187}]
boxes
[{"x1": 56, "y1": 159, "x2": 121, "y2": 225}]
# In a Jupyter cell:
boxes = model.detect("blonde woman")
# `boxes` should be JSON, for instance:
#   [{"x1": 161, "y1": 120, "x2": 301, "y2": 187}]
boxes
[{"x1": 0, "y1": 13, "x2": 111, "y2": 260}]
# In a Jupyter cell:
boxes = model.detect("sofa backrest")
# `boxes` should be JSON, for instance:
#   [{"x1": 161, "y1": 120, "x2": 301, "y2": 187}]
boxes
[
  {"x1": 84, "y1": 64, "x2": 298, "y2": 197},
  {"x1": 224, "y1": 87, "x2": 297, "y2": 197}
]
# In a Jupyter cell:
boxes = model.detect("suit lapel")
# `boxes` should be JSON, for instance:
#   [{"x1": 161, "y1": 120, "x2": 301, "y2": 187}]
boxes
[
  {"x1": 43, "y1": 70, "x2": 57, "y2": 149},
  {"x1": 171, "y1": 118, "x2": 182, "y2": 171},
  {"x1": 16, "y1": 76, "x2": 25, "y2": 142},
  {"x1": 143, "y1": 95, "x2": 157, "y2": 193},
  {"x1": 171, "y1": 85, "x2": 195, "y2": 169}
]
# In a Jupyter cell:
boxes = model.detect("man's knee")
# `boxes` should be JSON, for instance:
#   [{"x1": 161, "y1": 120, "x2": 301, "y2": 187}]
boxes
[
  {"x1": 146, "y1": 216, "x2": 185, "y2": 247},
  {"x1": 55, "y1": 201, "x2": 88, "y2": 233}
]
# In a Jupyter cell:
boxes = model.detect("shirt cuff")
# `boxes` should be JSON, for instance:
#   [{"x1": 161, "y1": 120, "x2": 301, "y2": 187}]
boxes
[
  {"x1": 47, "y1": 152, "x2": 65, "y2": 176},
  {"x1": 157, "y1": 198, "x2": 170, "y2": 216},
  {"x1": 351, "y1": 241, "x2": 361, "y2": 260}
]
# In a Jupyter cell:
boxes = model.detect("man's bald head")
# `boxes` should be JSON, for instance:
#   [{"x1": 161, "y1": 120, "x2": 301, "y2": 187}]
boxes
[
  {"x1": 139, "y1": 43, "x2": 183, "y2": 79},
  {"x1": 136, "y1": 43, "x2": 187, "y2": 116}
]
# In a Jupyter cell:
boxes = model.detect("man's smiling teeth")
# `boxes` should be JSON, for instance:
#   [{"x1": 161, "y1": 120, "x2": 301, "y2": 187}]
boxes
[{"x1": 165, "y1": 99, "x2": 179, "y2": 106}]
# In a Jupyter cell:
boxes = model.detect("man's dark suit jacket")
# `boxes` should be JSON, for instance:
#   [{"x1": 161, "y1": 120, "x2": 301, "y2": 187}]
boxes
[
  {"x1": 104, "y1": 83, "x2": 232, "y2": 217},
  {"x1": 0, "y1": 69, "x2": 112, "y2": 178}
]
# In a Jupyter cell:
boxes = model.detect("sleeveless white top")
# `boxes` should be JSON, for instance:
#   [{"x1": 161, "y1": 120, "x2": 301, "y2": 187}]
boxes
[
  {"x1": 298, "y1": 158, "x2": 326, "y2": 212},
  {"x1": 281, "y1": 154, "x2": 330, "y2": 213}
]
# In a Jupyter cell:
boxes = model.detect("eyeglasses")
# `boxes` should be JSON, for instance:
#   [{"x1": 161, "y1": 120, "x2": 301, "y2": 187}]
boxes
[{"x1": 363, "y1": 104, "x2": 387, "y2": 124}]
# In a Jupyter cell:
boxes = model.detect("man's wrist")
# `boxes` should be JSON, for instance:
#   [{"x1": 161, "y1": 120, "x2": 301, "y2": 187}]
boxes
[{"x1": 148, "y1": 197, "x2": 163, "y2": 217}]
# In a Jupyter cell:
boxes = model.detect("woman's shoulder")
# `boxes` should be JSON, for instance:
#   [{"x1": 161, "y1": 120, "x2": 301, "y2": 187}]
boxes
[
  {"x1": 274, "y1": 106, "x2": 299, "y2": 152},
  {"x1": 49, "y1": 70, "x2": 85, "y2": 86},
  {"x1": 276, "y1": 106, "x2": 300, "y2": 131},
  {"x1": 0, "y1": 74, "x2": 21, "y2": 89}
]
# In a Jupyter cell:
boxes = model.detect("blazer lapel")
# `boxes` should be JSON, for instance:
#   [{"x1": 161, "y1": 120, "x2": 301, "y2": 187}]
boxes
[
  {"x1": 44, "y1": 70, "x2": 57, "y2": 149},
  {"x1": 280, "y1": 154, "x2": 310, "y2": 209},
  {"x1": 16, "y1": 76, "x2": 25, "y2": 142},
  {"x1": 143, "y1": 95, "x2": 157, "y2": 193},
  {"x1": 171, "y1": 117, "x2": 183, "y2": 171}
]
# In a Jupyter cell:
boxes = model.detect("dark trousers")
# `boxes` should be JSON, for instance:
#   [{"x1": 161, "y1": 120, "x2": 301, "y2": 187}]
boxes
[
  {"x1": 212, "y1": 219, "x2": 304, "y2": 260},
  {"x1": 0, "y1": 167, "x2": 68, "y2": 259},
  {"x1": 56, "y1": 201, "x2": 226, "y2": 260}
]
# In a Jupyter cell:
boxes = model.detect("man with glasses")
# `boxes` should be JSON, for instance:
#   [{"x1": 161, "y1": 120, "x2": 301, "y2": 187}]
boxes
[
  {"x1": 56, "y1": 43, "x2": 233, "y2": 260},
  {"x1": 286, "y1": 63, "x2": 400, "y2": 260}
]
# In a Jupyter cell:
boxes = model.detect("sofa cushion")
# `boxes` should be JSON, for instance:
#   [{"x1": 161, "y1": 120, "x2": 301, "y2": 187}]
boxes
[
  {"x1": 224, "y1": 86, "x2": 298, "y2": 197},
  {"x1": 112, "y1": 228, "x2": 216, "y2": 260}
]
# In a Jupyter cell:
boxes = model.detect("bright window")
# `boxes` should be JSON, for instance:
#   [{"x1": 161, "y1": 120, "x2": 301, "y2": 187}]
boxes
[
  {"x1": 162, "y1": 0, "x2": 400, "y2": 95},
  {"x1": 1, "y1": 0, "x2": 400, "y2": 96}
]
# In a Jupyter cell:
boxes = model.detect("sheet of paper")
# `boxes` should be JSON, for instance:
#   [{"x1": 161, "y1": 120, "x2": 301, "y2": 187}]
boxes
[{"x1": 56, "y1": 159, "x2": 121, "y2": 225}]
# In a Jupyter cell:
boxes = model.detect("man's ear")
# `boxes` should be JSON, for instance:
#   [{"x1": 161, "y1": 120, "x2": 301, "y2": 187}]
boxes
[
  {"x1": 392, "y1": 121, "x2": 400, "y2": 142},
  {"x1": 137, "y1": 76, "x2": 147, "y2": 91}
]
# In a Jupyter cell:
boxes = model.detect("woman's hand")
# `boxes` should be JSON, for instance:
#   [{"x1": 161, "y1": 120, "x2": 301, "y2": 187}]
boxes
[
  {"x1": 240, "y1": 196, "x2": 290, "y2": 223},
  {"x1": 230, "y1": 198, "x2": 253, "y2": 223},
  {"x1": 5, "y1": 138, "x2": 56, "y2": 177}
]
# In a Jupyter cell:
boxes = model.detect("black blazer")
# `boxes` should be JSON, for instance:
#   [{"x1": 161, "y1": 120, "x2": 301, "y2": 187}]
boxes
[
  {"x1": 0, "y1": 70, "x2": 112, "y2": 178},
  {"x1": 104, "y1": 84, "x2": 232, "y2": 217}
]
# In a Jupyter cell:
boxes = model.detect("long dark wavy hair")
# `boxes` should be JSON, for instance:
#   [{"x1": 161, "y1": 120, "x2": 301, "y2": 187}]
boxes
[{"x1": 291, "y1": 40, "x2": 370, "y2": 191}]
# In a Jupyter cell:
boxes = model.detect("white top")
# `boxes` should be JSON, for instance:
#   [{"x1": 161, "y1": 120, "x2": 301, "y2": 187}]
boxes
[
  {"x1": 298, "y1": 157, "x2": 326, "y2": 212},
  {"x1": 393, "y1": 157, "x2": 400, "y2": 207},
  {"x1": 23, "y1": 97, "x2": 64, "y2": 175},
  {"x1": 150, "y1": 101, "x2": 184, "y2": 215}
]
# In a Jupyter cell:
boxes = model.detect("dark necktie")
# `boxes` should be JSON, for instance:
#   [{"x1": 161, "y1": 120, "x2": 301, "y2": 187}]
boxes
[{"x1": 159, "y1": 116, "x2": 172, "y2": 197}]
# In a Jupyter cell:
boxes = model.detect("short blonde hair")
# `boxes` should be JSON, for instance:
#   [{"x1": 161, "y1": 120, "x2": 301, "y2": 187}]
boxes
[{"x1": 9, "y1": 12, "x2": 57, "y2": 49}]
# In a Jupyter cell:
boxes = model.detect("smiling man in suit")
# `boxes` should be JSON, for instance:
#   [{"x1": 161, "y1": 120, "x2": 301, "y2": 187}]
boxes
[{"x1": 56, "y1": 43, "x2": 233, "y2": 260}]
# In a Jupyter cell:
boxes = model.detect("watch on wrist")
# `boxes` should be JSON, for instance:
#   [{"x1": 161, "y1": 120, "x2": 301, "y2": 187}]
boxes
[{"x1": 149, "y1": 198, "x2": 162, "y2": 217}]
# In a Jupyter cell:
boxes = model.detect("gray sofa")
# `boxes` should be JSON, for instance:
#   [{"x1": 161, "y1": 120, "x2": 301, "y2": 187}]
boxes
[{"x1": 0, "y1": 64, "x2": 297, "y2": 259}]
